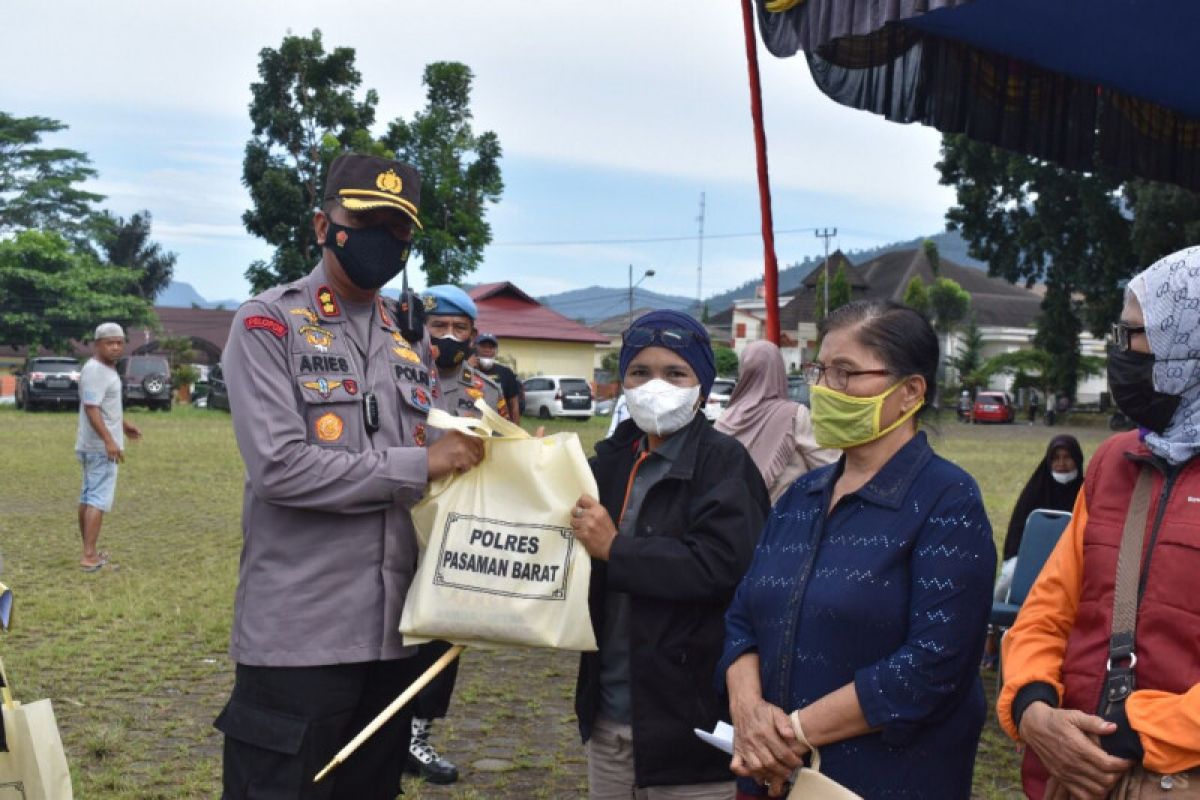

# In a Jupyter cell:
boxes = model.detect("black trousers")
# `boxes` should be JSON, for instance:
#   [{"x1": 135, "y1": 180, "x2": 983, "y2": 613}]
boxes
[
  {"x1": 410, "y1": 640, "x2": 459, "y2": 720},
  {"x1": 216, "y1": 658, "x2": 422, "y2": 800}
]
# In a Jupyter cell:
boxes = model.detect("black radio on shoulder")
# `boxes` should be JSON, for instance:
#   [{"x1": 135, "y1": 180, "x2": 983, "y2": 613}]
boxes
[{"x1": 397, "y1": 269, "x2": 426, "y2": 344}]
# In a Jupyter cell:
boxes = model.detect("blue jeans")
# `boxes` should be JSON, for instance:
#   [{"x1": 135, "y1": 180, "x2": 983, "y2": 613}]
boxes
[{"x1": 77, "y1": 451, "x2": 118, "y2": 511}]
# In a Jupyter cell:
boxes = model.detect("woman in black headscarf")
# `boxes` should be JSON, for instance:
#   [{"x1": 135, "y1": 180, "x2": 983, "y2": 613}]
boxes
[
  {"x1": 1001, "y1": 434, "x2": 1085, "y2": 566},
  {"x1": 982, "y1": 434, "x2": 1085, "y2": 667}
]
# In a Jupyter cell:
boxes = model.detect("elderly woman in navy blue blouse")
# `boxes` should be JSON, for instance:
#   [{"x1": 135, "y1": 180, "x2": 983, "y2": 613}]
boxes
[{"x1": 719, "y1": 300, "x2": 996, "y2": 799}]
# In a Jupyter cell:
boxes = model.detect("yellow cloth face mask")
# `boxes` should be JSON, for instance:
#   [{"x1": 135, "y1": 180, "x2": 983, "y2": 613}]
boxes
[{"x1": 810, "y1": 381, "x2": 924, "y2": 449}]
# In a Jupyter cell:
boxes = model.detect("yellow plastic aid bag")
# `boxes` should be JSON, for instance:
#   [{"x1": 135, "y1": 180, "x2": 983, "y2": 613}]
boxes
[{"x1": 401, "y1": 401, "x2": 598, "y2": 651}]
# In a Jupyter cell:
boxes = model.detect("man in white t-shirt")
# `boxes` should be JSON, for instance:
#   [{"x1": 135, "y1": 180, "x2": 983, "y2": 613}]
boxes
[{"x1": 75, "y1": 322, "x2": 141, "y2": 572}]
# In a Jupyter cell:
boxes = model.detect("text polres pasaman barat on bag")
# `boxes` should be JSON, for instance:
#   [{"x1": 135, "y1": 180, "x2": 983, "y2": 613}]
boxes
[{"x1": 434, "y1": 514, "x2": 573, "y2": 600}]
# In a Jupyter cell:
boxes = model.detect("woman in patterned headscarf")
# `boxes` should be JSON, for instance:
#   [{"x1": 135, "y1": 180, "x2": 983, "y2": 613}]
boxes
[{"x1": 999, "y1": 247, "x2": 1200, "y2": 799}]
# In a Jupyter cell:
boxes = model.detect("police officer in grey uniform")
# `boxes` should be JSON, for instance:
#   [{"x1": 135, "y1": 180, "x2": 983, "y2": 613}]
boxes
[
  {"x1": 215, "y1": 154, "x2": 484, "y2": 799},
  {"x1": 401, "y1": 284, "x2": 505, "y2": 785}
]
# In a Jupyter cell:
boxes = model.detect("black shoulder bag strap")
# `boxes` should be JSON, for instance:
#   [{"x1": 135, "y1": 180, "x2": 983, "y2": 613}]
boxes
[{"x1": 1100, "y1": 465, "x2": 1156, "y2": 717}]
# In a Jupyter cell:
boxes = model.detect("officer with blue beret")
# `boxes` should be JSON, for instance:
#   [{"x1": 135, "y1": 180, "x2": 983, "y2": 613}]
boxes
[{"x1": 401, "y1": 284, "x2": 507, "y2": 785}]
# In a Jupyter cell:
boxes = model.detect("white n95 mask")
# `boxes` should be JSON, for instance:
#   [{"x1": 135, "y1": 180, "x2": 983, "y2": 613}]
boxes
[{"x1": 624, "y1": 380, "x2": 701, "y2": 437}]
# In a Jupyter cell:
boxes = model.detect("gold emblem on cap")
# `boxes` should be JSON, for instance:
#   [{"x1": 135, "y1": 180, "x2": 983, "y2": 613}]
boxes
[
  {"x1": 423, "y1": 295, "x2": 438, "y2": 312},
  {"x1": 376, "y1": 169, "x2": 404, "y2": 195}
]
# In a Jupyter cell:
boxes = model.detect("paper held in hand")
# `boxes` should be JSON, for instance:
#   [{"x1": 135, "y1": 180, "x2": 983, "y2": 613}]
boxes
[{"x1": 401, "y1": 400, "x2": 598, "y2": 652}]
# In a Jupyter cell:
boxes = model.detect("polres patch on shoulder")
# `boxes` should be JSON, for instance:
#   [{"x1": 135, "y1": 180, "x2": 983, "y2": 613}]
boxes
[{"x1": 244, "y1": 315, "x2": 286, "y2": 338}]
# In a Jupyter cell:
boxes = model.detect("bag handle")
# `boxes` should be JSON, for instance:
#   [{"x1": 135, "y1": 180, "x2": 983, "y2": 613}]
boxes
[
  {"x1": 426, "y1": 400, "x2": 529, "y2": 441},
  {"x1": 789, "y1": 710, "x2": 821, "y2": 773}
]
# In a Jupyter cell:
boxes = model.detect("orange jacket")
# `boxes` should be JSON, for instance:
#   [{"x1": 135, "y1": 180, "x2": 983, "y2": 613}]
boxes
[{"x1": 998, "y1": 490, "x2": 1200, "y2": 773}]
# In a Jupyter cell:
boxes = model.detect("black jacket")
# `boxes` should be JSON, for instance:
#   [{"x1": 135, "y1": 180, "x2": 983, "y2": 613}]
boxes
[{"x1": 575, "y1": 414, "x2": 770, "y2": 787}]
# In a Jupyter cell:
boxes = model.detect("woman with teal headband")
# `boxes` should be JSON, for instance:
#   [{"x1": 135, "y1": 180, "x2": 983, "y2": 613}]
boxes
[{"x1": 719, "y1": 300, "x2": 995, "y2": 799}]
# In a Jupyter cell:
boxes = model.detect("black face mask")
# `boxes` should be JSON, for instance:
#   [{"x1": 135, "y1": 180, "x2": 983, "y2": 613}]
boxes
[
  {"x1": 1107, "y1": 344, "x2": 1182, "y2": 434},
  {"x1": 435, "y1": 336, "x2": 473, "y2": 369},
  {"x1": 324, "y1": 221, "x2": 411, "y2": 290}
]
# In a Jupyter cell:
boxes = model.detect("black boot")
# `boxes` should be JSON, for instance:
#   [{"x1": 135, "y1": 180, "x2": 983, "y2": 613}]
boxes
[{"x1": 405, "y1": 717, "x2": 459, "y2": 784}]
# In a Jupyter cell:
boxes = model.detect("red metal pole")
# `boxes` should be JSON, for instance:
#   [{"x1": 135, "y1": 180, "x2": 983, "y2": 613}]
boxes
[{"x1": 739, "y1": 0, "x2": 780, "y2": 345}]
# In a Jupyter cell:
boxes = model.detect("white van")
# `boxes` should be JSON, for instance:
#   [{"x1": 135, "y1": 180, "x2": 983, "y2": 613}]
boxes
[{"x1": 522, "y1": 376, "x2": 595, "y2": 420}]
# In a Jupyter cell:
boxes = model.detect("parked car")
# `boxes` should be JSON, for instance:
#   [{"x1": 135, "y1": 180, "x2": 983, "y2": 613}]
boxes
[
  {"x1": 972, "y1": 390, "x2": 1016, "y2": 424},
  {"x1": 703, "y1": 378, "x2": 737, "y2": 422},
  {"x1": 14, "y1": 356, "x2": 81, "y2": 411},
  {"x1": 117, "y1": 355, "x2": 173, "y2": 411},
  {"x1": 207, "y1": 363, "x2": 230, "y2": 412},
  {"x1": 522, "y1": 376, "x2": 594, "y2": 420},
  {"x1": 786, "y1": 375, "x2": 811, "y2": 407}
]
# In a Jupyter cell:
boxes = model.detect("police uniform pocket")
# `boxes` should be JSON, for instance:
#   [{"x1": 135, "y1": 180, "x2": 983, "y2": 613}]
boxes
[
  {"x1": 215, "y1": 697, "x2": 308, "y2": 755},
  {"x1": 297, "y1": 377, "x2": 362, "y2": 448},
  {"x1": 215, "y1": 698, "x2": 307, "y2": 798}
]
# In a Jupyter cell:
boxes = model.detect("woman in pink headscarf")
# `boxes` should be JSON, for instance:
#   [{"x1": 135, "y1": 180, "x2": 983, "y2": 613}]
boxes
[{"x1": 716, "y1": 341, "x2": 838, "y2": 502}]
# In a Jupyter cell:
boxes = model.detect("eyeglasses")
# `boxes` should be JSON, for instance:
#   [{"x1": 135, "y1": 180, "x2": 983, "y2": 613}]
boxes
[
  {"x1": 622, "y1": 326, "x2": 708, "y2": 350},
  {"x1": 801, "y1": 362, "x2": 892, "y2": 391},
  {"x1": 1110, "y1": 321, "x2": 1147, "y2": 353}
]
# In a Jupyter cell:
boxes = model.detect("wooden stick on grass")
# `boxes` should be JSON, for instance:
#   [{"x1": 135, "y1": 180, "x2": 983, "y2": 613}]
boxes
[{"x1": 313, "y1": 644, "x2": 465, "y2": 784}]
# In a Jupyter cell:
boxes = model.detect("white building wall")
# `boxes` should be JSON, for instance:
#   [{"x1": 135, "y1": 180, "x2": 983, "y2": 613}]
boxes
[{"x1": 944, "y1": 326, "x2": 1108, "y2": 404}]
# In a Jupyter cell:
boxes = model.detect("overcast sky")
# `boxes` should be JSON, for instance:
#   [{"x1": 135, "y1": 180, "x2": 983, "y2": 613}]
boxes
[{"x1": 4, "y1": 1, "x2": 956, "y2": 304}]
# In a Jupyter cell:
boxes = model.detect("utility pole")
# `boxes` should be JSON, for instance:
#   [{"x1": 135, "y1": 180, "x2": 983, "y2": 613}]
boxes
[
  {"x1": 628, "y1": 265, "x2": 656, "y2": 328},
  {"x1": 815, "y1": 227, "x2": 837, "y2": 317},
  {"x1": 696, "y1": 192, "x2": 706, "y2": 310},
  {"x1": 628, "y1": 263, "x2": 634, "y2": 329}
]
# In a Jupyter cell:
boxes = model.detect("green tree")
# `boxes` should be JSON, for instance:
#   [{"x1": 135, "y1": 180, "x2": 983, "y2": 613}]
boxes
[
  {"x1": 241, "y1": 29, "x2": 380, "y2": 293},
  {"x1": 0, "y1": 112, "x2": 103, "y2": 244},
  {"x1": 159, "y1": 334, "x2": 200, "y2": 389},
  {"x1": 0, "y1": 230, "x2": 153, "y2": 351},
  {"x1": 93, "y1": 210, "x2": 177, "y2": 300},
  {"x1": 947, "y1": 314, "x2": 985, "y2": 392},
  {"x1": 902, "y1": 276, "x2": 930, "y2": 314},
  {"x1": 714, "y1": 345, "x2": 739, "y2": 377},
  {"x1": 813, "y1": 261, "x2": 852, "y2": 328},
  {"x1": 382, "y1": 62, "x2": 503, "y2": 285},
  {"x1": 927, "y1": 277, "x2": 970, "y2": 334},
  {"x1": 1124, "y1": 179, "x2": 1200, "y2": 267},
  {"x1": 937, "y1": 134, "x2": 1133, "y2": 399},
  {"x1": 600, "y1": 350, "x2": 620, "y2": 375},
  {"x1": 978, "y1": 348, "x2": 1105, "y2": 401},
  {"x1": 922, "y1": 239, "x2": 940, "y2": 276}
]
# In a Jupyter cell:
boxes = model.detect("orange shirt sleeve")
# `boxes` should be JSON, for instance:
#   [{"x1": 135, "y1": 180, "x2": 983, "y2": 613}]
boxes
[
  {"x1": 996, "y1": 490, "x2": 1088, "y2": 740},
  {"x1": 1127, "y1": 674, "x2": 1200, "y2": 773}
]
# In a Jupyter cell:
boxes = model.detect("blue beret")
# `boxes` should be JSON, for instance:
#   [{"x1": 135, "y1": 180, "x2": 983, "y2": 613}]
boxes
[
  {"x1": 424, "y1": 285, "x2": 477, "y2": 320},
  {"x1": 619, "y1": 309, "x2": 716, "y2": 397}
]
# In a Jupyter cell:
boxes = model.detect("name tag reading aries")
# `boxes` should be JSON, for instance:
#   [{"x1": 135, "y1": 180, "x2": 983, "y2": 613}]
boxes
[{"x1": 433, "y1": 513, "x2": 575, "y2": 600}]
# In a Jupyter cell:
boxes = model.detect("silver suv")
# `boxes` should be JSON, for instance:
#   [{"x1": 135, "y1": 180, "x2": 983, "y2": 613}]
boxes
[{"x1": 522, "y1": 376, "x2": 594, "y2": 420}]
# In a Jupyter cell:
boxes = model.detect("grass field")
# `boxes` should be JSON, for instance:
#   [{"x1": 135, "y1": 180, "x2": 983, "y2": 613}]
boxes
[{"x1": 0, "y1": 404, "x2": 1110, "y2": 798}]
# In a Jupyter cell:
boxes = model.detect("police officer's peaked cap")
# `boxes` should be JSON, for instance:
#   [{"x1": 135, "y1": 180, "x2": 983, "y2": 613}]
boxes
[
  {"x1": 323, "y1": 154, "x2": 423, "y2": 229},
  {"x1": 424, "y1": 285, "x2": 477, "y2": 320},
  {"x1": 476, "y1": 332, "x2": 498, "y2": 346}
]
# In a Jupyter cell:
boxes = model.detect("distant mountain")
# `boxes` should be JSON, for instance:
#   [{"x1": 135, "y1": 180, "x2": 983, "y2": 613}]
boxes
[
  {"x1": 703, "y1": 230, "x2": 987, "y2": 314},
  {"x1": 156, "y1": 280, "x2": 242, "y2": 310},
  {"x1": 537, "y1": 286, "x2": 700, "y2": 326}
]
